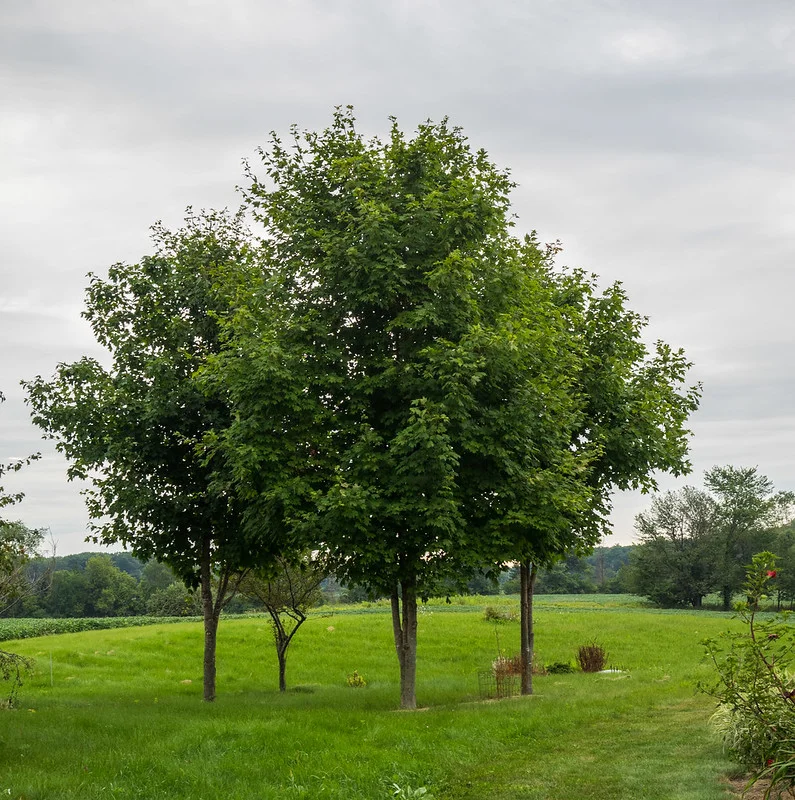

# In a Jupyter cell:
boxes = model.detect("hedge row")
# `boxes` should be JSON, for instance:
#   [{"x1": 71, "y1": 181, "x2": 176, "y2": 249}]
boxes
[{"x1": 0, "y1": 615, "x2": 203, "y2": 642}]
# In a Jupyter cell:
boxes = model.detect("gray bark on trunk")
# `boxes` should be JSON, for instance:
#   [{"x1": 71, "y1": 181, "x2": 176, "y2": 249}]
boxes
[
  {"x1": 520, "y1": 560, "x2": 538, "y2": 696},
  {"x1": 277, "y1": 647, "x2": 287, "y2": 693},
  {"x1": 390, "y1": 579, "x2": 418, "y2": 709},
  {"x1": 199, "y1": 536, "x2": 236, "y2": 703},
  {"x1": 200, "y1": 536, "x2": 219, "y2": 702}
]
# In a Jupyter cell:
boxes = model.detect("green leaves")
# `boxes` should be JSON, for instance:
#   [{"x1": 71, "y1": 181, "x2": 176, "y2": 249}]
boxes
[
  {"x1": 628, "y1": 467, "x2": 793, "y2": 609},
  {"x1": 703, "y1": 552, "x2": 795, "y2": 793},
  {"x1": 23, "y1": 210, "x2": 262, "y2": 583},
  {"x1": 20, "y1": 110, "x2": 701, "y2": 706},
  {"x1": 0, "y1": 391, "x2": 40, "y2": 513},
  {"x1": 211, "y1": 110, "x2": 701, "y2": 597}
]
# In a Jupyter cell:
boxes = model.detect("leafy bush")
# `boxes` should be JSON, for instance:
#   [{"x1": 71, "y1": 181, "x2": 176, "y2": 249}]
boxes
[
  {"x1": 577, "y1": 642, "x2": 607, "y2": 672},
  {"x1": 709, "y1": 701, "x2": 790, "y2": 771},
  {"x1": 483, "y1": 606, "x2": 517, "y2": 623},
  {"x1": 346, "y1": 670, "x2": 366, "y2": 688},
  {"x1": 146, "y1": 583, "x2": 202, "y2": 617},
  {"x1": 702, "y1": 552, "x2": 795, "y2": 796},
  {"x1": 546, "y1": 661, "x2": 576, "y2": 674}
]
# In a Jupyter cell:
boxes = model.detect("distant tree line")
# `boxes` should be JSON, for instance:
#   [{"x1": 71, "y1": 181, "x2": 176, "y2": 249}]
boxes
[
  {"x1": 3, "y1": 547, "x2": 200, "y2": 619},
  {"x1": 3, "y1": 540, "x2": 637, "y2": 619},
  {"x1": 624, "y1": 466, "x2": 795, "y2": 610},
  {"x1": 3, "y1": 546, "x2": 381, "y2": 619},
  {"x1": 11, "y1": 486, "x2": 795, "y2": 618}
]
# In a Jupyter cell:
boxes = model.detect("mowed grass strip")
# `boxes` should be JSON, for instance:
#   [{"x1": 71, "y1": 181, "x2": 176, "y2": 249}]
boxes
[{"x1": 1, "y1": 598, "x2": 738, "y2": 800}]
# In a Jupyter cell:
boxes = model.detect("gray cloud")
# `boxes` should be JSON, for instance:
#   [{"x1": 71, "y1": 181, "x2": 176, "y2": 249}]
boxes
[{"x1": 2, "y1": 0, "x2": 794, "y2": 553}]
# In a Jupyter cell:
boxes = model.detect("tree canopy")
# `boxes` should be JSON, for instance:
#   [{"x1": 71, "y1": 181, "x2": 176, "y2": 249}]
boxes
[
  {"x1": 205, "y1": 109, "x2": 700, "y2": 707},
  {"x1": 22, "y1": 110, "x2": 702, "y2": 709}
]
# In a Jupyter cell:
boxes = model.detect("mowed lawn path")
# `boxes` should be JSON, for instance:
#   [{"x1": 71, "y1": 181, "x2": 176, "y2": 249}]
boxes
[{"x1": 1, "y1": 596, "x2": 738, "y2": 799}]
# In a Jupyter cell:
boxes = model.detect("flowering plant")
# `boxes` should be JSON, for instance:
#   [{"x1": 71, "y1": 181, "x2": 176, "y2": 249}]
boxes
[{"x1": 702, "y1": 552, "x2": 795, "y2": 798}]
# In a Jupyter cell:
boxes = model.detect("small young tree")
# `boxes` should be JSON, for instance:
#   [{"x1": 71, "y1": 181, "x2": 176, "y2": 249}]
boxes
[
  {"x1": 25, "y1": 210, "x2": 264, "y2": 701},
  {"x1": 0, "y1": 524, "x2": 41, "y2": 705},
  {"x1": 239, "y1": 554, "x2": 326, "y2": 692},
  {"x1": 0, "y1": 522, "x2": 47, "y2": 614}
]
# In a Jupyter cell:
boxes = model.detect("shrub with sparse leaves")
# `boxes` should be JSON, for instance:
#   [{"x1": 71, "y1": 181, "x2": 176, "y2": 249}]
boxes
[
  {"x1": 0, "y1": 648, "x2": 33, "y2": 707},
  {"x1": 577, "y1": 642, "x2": 607, "y2": 672}
]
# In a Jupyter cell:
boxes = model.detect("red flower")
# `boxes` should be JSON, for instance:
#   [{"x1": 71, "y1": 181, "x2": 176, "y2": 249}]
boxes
[
  {"x1": 767, "y1": 758, "x2": 775, "y2": 766},
  {"x1": 767, "y1": 570, "x2": 777, "y2": 578}
]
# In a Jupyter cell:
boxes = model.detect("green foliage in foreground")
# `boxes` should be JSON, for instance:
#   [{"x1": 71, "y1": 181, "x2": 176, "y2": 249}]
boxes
[
  {"x1": 1, "y1": 597, "x2": 739, "y2": 800},
  {"x1": 703, "y1": 553, "x2": 795, "y2": 796}
]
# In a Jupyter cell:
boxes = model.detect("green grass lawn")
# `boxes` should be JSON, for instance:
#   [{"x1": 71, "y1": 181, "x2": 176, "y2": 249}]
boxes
[{"x1": 1, "y1": 596, "x2": 742, "y2": 799}]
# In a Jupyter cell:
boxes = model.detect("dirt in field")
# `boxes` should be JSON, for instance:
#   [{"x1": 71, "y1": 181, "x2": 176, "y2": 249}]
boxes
[{"x1": 725, "y1": 775, "x2": 795, "y2": 799}]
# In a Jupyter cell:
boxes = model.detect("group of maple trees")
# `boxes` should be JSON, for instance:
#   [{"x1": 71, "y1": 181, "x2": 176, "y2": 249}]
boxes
[{"x1": 22, "y1": 110, "x2": 700, "y2": 708}]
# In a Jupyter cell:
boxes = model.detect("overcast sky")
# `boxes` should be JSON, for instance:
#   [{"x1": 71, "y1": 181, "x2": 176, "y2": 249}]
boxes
[{"x1": 2, "y1": 0, "x2": 794, "y2": 555}]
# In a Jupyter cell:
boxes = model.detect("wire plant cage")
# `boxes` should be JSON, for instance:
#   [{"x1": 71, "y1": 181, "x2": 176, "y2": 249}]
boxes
[{"x1": 478, "y1": 655, "x2": 522, "y2": 700}]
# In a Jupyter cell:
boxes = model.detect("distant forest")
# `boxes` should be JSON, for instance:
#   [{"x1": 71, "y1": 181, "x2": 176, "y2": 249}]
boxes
[{"x1": 3, "y1": 545, "x2": 635, "y2": 619}]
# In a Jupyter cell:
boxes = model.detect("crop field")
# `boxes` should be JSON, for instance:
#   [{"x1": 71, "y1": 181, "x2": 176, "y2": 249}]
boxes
[{"x1": 1, "y1": 595, "x2": 743, "y2": 799}]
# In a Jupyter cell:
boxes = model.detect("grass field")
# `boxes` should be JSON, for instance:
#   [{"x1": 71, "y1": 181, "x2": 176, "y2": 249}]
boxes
[{"x1": 1, "y1": 595, "x2": 743, "y2": 799}]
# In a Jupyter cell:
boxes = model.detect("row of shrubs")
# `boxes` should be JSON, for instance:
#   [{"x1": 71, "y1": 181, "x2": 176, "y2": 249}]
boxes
[{"x1": 0, "y1": 614, "x2": 203, "y2": 642}]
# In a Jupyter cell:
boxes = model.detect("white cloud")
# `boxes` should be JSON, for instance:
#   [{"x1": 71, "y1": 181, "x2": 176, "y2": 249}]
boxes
[{"x1": 609, "y1": 27, "x2": 686, "y2": 65}]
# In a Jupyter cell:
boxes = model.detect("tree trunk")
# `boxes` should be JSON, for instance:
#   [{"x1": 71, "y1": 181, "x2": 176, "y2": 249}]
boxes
[
  {"x1": 722, "y1": 584, "x2": 732, "y2": 612},
  {"x1": 277, "y1": 645, "x2": 287, "y2": 693},
  {"x1": 200, "y1": 535, "x2": 218, "y2": 703},
  {"x1": 520, "y1": 560, "x2": 537, "y2": 695},
  {"x1": 390, "y1": 579, "x2": 418, "y2": 709}
]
